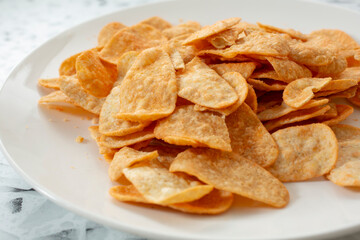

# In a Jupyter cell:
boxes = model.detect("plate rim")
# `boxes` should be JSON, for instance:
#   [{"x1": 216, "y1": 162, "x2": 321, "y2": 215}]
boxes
[{"x1": 0, "y1": 0, "x2": 360, "y2": 239}]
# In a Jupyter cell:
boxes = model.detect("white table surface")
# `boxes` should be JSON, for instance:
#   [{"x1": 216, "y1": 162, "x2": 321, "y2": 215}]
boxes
[{"x1": 0, "y1": 0, "x2": 360, "y2": 239}]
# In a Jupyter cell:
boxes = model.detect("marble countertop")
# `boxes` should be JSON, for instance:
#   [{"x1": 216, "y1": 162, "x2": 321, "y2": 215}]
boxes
[{"x1": 1, "y1": 0, "x2": 360, "y2": 239}]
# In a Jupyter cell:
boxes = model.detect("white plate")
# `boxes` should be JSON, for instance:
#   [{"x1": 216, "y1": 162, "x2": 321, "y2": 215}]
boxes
[{"x1": 1, "y1": 0, "x2": 360, "y2": 239}]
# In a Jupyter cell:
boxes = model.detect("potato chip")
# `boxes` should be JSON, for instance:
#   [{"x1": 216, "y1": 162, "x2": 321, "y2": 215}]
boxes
[
  {"x1": 308, "y1": 55, "x2": 347, "y2": 77},
  {"x1": 257, "y1": 98, "x2": 329, "y2": 121},
  {"x1": 327, "y1": 161, "x2": 360, "y2": 187},
  {"x1": 183, "y1": 18, "x2": 241, "y2": 45},
  {"x1": 245, "y1": 84, "x2": 258, "y2": 112},
  {"x1": 38, "y1": 91, "x2": 73, "y2": 104},
  {"x1": 99, "y1": 85, "x2": 151, "y2": 136},
  {"x1": 209, "y1": 62, "x2": 257, "y2": 79},
  {"x1": 334, "y1": 67, "x2": 360, "y2": 81},
  {"x1": 250, "y1": 69, "x2": 283, "y2": 81},
  {"x1": 88, "y1": 126, "x2": 118, "y2": 162},
  {"x1": 266, "y1": 57, "x2": 312, "y2": 83},
  {"x1": 76, "y1": 50, "x2": 117, "y2": 97},
  {"x1": 170, "y1": 148, "x2": 289, "y2": 208},
  {"x1": 207, "y1": 27, "x2": 240, "y2": 49},
  {"x1": 114, "y1": 51, "x2": 139, "y2": 86},
  {"x1": 141, "y1": 145, "x2": 184, "y2": 169},
  {"x1": 140, "y1": 16, "x2": 172, "y2": 31},
  {"x1": 321, "y1": 79, "x2": 357, "y2": 92},
  {"x1": 247, "y1": 78, "x2": 286, "y2": 91},
  {"x1": 98, "y1": 22, "x2": 127, "y2": 47},
  {"x1": 123, "y1": 159, "x2": 213, "y2": 205},
  {"x1": 283, "y1": 77, "x2": 331, "y2": 108},
  {"x1": 226, "y1": 103, "x2": 278, "y2": 167},
  {"x1": 335, "y1": 141, "x2": 360, "y2": 167},
  {"x1": 110, "y1": 185, "x2": 233, "y2": 214},
  {"x1": 59, "y1": 75, "x2": 105, "y2": 115},
  {"x1": 100, "y1": 126, "x2": 155, "y2": 148},
  {"x1": 310, "y1": 29, "x2": 359, "y2": 51},
  {"x1": 348, "y1": 86, "x2": 360, "y2": 106},
  {"x1": 257, "y1": 22, "x2": 307, "y2": 41},
  {"x1": 264, "y1": 104, "x2": 331, "y2": 132},
  {"x1": 177, "y1": 57, "x2": 238, "y2": 109},
  {"x1": 154, "y1": 105, "x2": 232, "y2": 151},
  {"x1": 116, "y1": 47, "x2": 177, "y2": 121},
  {"x1": 315, "y1": 102, "x2": 337, "y2": 121},
  {"x1": 166, "y1": 33, "x2": 197, "y2": 64},
  {"x1": 268, "y1": 123, "x2": 338, "y2": 182},
  {"x1": 99, "y1": 23, "x2": 167, "y2": 64},
  {"x1": 329, "y1": 86, "x2": 357, "y2": 99},
  {"x1": 162, "y1": 21, "x2": 201, "y2": 39},
  {"x1": 59, "y1": 52, "x2": 82, "y2": 76},
  {"x1": 321, "y1": 104, "x2": 354, "y2": 126},
  {"x1": 109, "y1": 147, "x2": 158, "y2": 181},
  {"x1": 330, "y1": 124, "x2": 360, "y2": 142},
  {"x1": 38, "y1": 78, "x2": 61, "y2": 90},
  {"x1": 163, "y1": 44, "x2": 185, "y2": 70}
]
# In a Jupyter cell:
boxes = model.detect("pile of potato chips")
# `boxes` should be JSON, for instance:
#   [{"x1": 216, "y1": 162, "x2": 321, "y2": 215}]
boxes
[{"x1": 38, "y1": 16, "x2": 360, "y2": 214}]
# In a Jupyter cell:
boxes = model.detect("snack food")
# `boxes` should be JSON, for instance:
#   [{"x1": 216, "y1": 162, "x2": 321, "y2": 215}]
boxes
[{"x1": 38, "y1": 16, "x2": 360, "y2": 215}]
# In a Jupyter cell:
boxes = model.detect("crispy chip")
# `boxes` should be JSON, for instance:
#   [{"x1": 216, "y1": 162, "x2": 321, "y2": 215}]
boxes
[
  {"x1": 38, "y1": 78, "x2": 61, "y2": 90},
  {"x1": 209, "y1": 62, "x2": 257, "y2": 79},
  {"x1": 123, "y1": 159, "x2": 213, "y2": 205},
  {"x1": 163, "y1": 44, "x2": 185, "y2": 70},
  {"x1": 257, "y1": 91, "x2": 283, "y2": 113},
  {"x1": 310, "y1": 29, "x2": 359, "y2": 51},
  {"x1": 226, "y1": 103, "x2": 278, "y2": 167},
  {"x1": 59, "y1": 75, "x2": 105, "y2": 115},
  {"x1": 100, "y1": 126, "x2": 155, "y2": 148},
  {"x1": 321, "y1": 79, "x2": 358, "y2": 92},
  {"x1": 327, "y1": 161, "x2": 360, "y2": 187},
  {"x1": 98, "y1": 22, "x2": 127, "y2": 47},
  {"x1": 257, "y1": 22, "x2": 307, "y2": 41},
  {"x1": 99, "y1": 23, "x2": 167, "y2": 64},
  {"x1": 315, "y1": 102, "x2": 338, "y2": 121},
  {"x1": 283, "y1": 77, "x2": 331, "y2": 108},
  {"x1": 114, "y1": 51, "x2": 139, "y2": 87},
  {"x1": 162, "y1": 21, "x2": 201, "y2": 39},
  {"x1": 76, "y1": 50, "x2": 117, "y2": 97},
  {"x1": 251, "y1": 69, "x2": 283, "y2": 81},
  {"x1": 266, "y1": 57, "x2": 312, "y2": 83},
  {"x1": 116, "y1": 47, "x2": 177, "y2": 121},
  {"x1": 321, "y1": 104, "x2": 354, "y2": 126},
  {"x1": 309, "y1": 55, "x2": 347, "y2": 77},
  {"x1": 335, "y1": 141, "x2": 360, "y2": 167},
  {"x1": 334, "y1": 67, "x2": 360, "y2": 81},
  {"x1": 167, "y1": 33, "x2": 197, "y2": 63},
  {"x1": 59, "y1": 52, "x2": 82, "y2": 76},
  {"x1": 245, "y1": 84, "x2": 258, "y2": 112},
  {"x1": 264, "y1": 104, "x2": 331, "y2": 132},
  {"x1": 38, "y1": 91, "x2": 73, "y2": 104},
  {"x1": 183, "y1": 18, "x2": 241, "y2": 45},
  {"x1": 88, "y1": 126, "x2": 118, "y2": 159},
  {"x1": 177, "y1": 57, "x2": 238, "y2": 109},
  {"x1": 99, "y1": 85, "x2": 151, "y2": 136},
  {"x1": 154, "y1": 105, "x2": 232, "y2": 151},
  {"x1": 268, "y1": 123, "x2": 338, "y2": 182},
  {"x1": 110, "y1": 185, "x2": 233, "y2": 214},
  {"x1": 247, "y1": 78, "x2": 286, "y2": 91},
  {"x1": 141, "y1": 145, "x2": 184, "y2": 169},
  {"x1": 170, "y1": 148, "x2": 289, "y2": 208},
  {"x1": 257, "y1": 98, "x2": 329, "y2": 121},
  {"x1": 109, "y1": 147, "x2": 158, "y2": 181},
  {"x1": 348, "y1": 86, "x2": 360, "y2": 106},
  {"x1": 140, "y1": 16, "x2": 172, "y2": 31},
  {"x1": 331, "y1": 124, "x2": 360, "y2": 142},
  {"x1": 208, "y1": 27, "x2": 240, "y2": 49}
]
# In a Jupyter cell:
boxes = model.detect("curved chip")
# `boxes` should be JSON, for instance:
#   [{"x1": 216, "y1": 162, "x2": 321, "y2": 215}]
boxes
[
  {"x1": 327, "y1": 161, "x2": 360, "y2": 187},
  {"x1": 116, "y1": 47, "x2": 177, "y2": 121},
  {"x1": 245, "y1": 84, "x2": 258, "y2": 112},
  {"x1": 38, "y1": 90, "x2": 74, "y2": 105},
  {"x1": 140, "y1": 16, "x2": 172, "y2": 31},
  {"x1": 309, "y1": 55, "x2": 347, "y2": 77},
  {"x1": 177, "y1": 57, "x2": 238, "y2": 109},
  {"x1": 321, "y1": 79, "x2": 358, "y2": 92},
  {"x1": 247, "y1": 78, "x2": 286, "y2": 91},
  {"x1": 257, "y1": 22, "x2": 307, "y2": 41},
  {"x1": 59, "y1": 52, "x2": 82, "y2": 76},
  {"x1": 331, "y1": 124, "x2": 360, "y2": 142},
  {"x1": 88, "y1": 126, "x2": 118, "y2": 161},
  {"x1": 98, "y1": 22, "x2": 127, "y2": 47},
  {"x1": 283, "y1": 77, "x2": 331, "y2": 108},
  {"x1": 38, "y1": 78, "x2": 61, "y2": 90},
  {"x1": 334, "y1": 67, "x2": 360, "y2": 81},
  {"x1": 115, "y1": 51, "x2": 139, "y2": 86},
  {"x1": 154, "y1": 105, "x2": 232, "y2": 151},
  {"x1": 123, "y1": 159, "x2": 213, "y2": 205},
  {"x1": 170, "y1": 148, "x2": 289, "y2": 208},
  {"x1": 310, "y1": 29, "x2": 359, "y2": 51},
  {"x1": 162, "y1": 21, "x2": 201, "y2": 40},
  {"x1": 268, "y1": 123, "x2": 338, "y2": 182},
  {"x1": 208, "y1": 27, "x2": 240, "y2": 49},
  {"x1": 226, "y1": 103, "x2": 278, "y2": 167},
  {"x1": 321, "y1": 104, "x2": 354, "y2": 126},
  {"x1": 210, "y1": 62, "x2": 257, "y2": 79}
]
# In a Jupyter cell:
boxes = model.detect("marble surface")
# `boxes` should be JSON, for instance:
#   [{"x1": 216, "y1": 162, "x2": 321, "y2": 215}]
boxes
[{"x1": 0, "y1": 0, "x2": 360, "y2": 239}]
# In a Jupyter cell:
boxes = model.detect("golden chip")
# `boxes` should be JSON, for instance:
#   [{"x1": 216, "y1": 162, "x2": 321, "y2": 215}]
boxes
[
  {"x1": 334, "y1": 67, "x2": 360, "y2": 81},
  {"x1": 283, "y1": 77, "x2": 331, "y2": 108},
  {"x1": 38, "y1": 78, "x2": 61, "y2": 90},
  {"x1": 321, "y1": 104, "x2": 354, "y2": 126},
  {"x1": 209, "y1": 62, "x2": 257, "y2": 79},
  {"x1": 88, "y1": 125, "x2": 118, "y2": 160},
  {"x1": 170, "y1": 148, "x2": 289, "y2": 208},
  {"x1": 348, "y1": 86, "x2": 360, "y2": 106},
  {"x1": 154, "y1": 105, "x2": 232, "y2": 151},
  {"x1": 167, "y1": 33, "x2": 197, "y2": 63},
  {"x1": 141, "y1": 145, "x2": 184, "y2": 169},
  {"x1": 123, "y1": 159, "x2": 213, "y2": 205},
  {"x1": 162, "y1": 21, "x2": 201, "y2": 39},
  {"x1": 98, "y1": 22, "x2": 126, "y2": 47},
  {"x1": 207, "y1": 27, "x2": 240, "y2": 49},
  {"x1": 59, "y1": 52, "x2": 82, "y2": 76},
  {"x1": 247, "y1": 78, "x2": 286, "y2": 91},
  {"x1": 139, "y1": 16, "x2": 172, "y2": 31},
  {"x1": 38, "y1": 91, "x2": 73, "y2": 104},
  {"x1": 327, "y1": 161, "x2": 360, "y2": 187},
  {"x1": 245, "y1": 84, "x2": 258, "y2": 112},
  {"x1": 268, "y1": 123, "x2": 338, "y2": 182},
  {"x1": 116, "y1": 47, "x2": 177, "y2": 121},
  {"x1": 251, "y1": 69, "x2": 283, "y2": 81},
  {"x1": 109, "y1": 147, "x2": 158, "y2": 181},
  {"x1": 177, "y1": 57, "x2": 238, "y2": 109},
  {"x1": 257, "y1": 22, "x2": 307, "y2": 41},
  {"x1": 321, "y1": 79, "x2": 358, "y2": 92},
  {"x1": 310, "y1": 29, "x2": 359, "y2": 51},
  {"x1": 226, "y1": 103, "x2": 279, "y2": 167},
  {"x1": 115, "y1": 51, "x2": 139, "y2": 86},
  {"x1": 59, "y1": 75, "x2": 105, "y2": 115},
  {"x1": 331, "y1": 124, "x2": 360, "y2": 142},
  {"x1": 309, "y1": 55, "x2": 347, "y2": 77}
]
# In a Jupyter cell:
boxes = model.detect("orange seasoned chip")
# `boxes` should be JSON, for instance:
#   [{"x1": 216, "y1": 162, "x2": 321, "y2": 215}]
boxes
[
  {"x1": 266, "y1": 57, "x2": 312, "y2": 83},
  {"x1": 114, "y1": 51, "x2": 139, "y2": 86},
  {"x1": 123, "y1": 159, "x2": 213, "y2": 205},
  {"x1": 99, "y1": 23, "x2": 167, "y2": 64},
  {"x1": 98, "y1": 22, "x2": 127, "y2": 47},
  {"x1": 59, "y1": 52, "x2": 82, "y2": 76},
  {"x1": 116, "y1": 47, "x2": 177, "y2": 121},
  {"x1": 109, "y1": 147, "x2": 158, "y2": 181},
  {"x1": 283, "y1": 77, "x2": 331, "y2": 108},
  {"x1": 207, "y1": 27, "x2": 240, "y2": 49},
  {"x1": 183, "y1": 17, "x2": 241, "y2": 45},
  {"x1": 209, "y1": 62, "x2": 257, "y2": 79},
  {"x1": 163, "y1": 44, "x2": 185, "y2": 70},
  {"x1": 321, "y1": 79, "x2": 358, "y2": 92},
  {"x1": 268, "y1": 124, "x2": 338, "y2": 182},
  {"x1": 141, "y1": 145, "x2": 184, "y2": 169},
  {"x1": 88, "y1": 125, "x2": 118, "y2": 158},
  {"x1": 310, "y1": 29, "x2": 359, "y2": 51},
  {"x1": 331, "y1": 124, "x2": 360, "y2": 142},
  {"x1": 38, "y1": 90, "x2": 74, "y2": 104},
  {"x1": 257, "y1": 22, "x2": 307, "y2": 41},
  {"x1": 177, "y1": 57, "x2": 238, "y2": 109},
  {"x1": 264, "y1": 104, "x2": 331, "y2": 132},
  {"x1": 59, "y1": 75, "x2": 105, "y2": 115},
  {"x1": 154, "y1": 105, "x2": 232, "y2": 151},
  {"x1": 334, "y1": 67, "x2": 360, "y2": 81},
  {"x1": 348, "y1": 86, "x2": 360, "y2": 106},
  {"x1": 167, "y1": 33, "x2": 197, "y2": 64},
  {"x1": 38, "y1": 78, "x2": 61, "y2": 90},
  {"x1": 245, "y1": 84, "x2": 258, "y2": 112},
  {"x1": 321, "y1": 104, "x2": 354, "y2": 126},
  {"x1": 170, "y1": 148, "x2": 289, "y2": 208},
  {"x1": 226, "y1": 103, "x2": 278, "y2": 167},
  {"x1": 140, "y1": 16, "x2": 172, "y2": 31},
  {"x1": 162, "y1": 21, "x2": 201, "y2": 39},
  {"x1": 76, "y1": 50, "x2": 117, "y2": 97},
  {"x1": 327, "y1": 161, "x2": 360, "y2": 187},
  {"x1": 309, "y1": 55, "x2": 347, "y2": 77},
  {"x1": 247, "y1": 78, "x2": 286, "y2": 91}
]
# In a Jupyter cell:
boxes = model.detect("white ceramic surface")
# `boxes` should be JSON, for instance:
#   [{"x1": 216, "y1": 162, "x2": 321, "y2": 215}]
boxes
[{"x1": 0, "y1": 0, "x2": 360, "y2": 239}]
